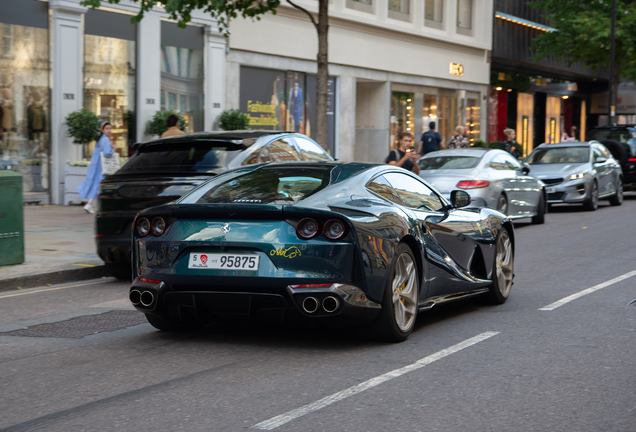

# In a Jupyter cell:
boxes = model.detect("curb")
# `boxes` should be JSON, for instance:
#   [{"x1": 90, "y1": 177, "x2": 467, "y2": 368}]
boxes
[{"x1": 0, "y1": 265, "x2": 112, "y2": 293}]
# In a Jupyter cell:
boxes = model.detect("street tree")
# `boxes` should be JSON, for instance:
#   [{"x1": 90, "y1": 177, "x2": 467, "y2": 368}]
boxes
[
  {"x1": 530, "y1": 0, "x2": 636, "y2": 123},
  {"x1": 81, "y1": 0, "x2": 332, "y2": 148}
]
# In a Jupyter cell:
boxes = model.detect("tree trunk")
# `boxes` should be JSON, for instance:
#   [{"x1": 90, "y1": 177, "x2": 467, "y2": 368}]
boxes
[{"x1": 315, "y1": 0, "x2": 329, "y2": 150}]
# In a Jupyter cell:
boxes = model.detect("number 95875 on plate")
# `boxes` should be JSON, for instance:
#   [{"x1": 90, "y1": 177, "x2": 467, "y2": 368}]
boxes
[{"x1": 188, "y1": 253, "x2": 260, "y2": 270}]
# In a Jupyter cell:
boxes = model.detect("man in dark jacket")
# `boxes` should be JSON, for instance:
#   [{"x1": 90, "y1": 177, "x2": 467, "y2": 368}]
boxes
[{"x1": 419, "y1": 122, "x2": 443, "y2": 155}]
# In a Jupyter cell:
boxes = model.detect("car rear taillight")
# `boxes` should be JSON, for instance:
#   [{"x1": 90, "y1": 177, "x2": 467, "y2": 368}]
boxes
[
  {"x1": 324, "y1": 219, "x2": 346, "y2": 240},
  {"x1": 629, "y1": 158, "x2": 636, "y2": 162},
  {"x1": 151, "y1": 217, "x2": 166, "y2": 236},
  {"x1": 136, "y1": 217, "x2": 150, "y2": 237},
  {"x1": 297, "y1": 218, "x2": 319, "y2": 239},
  {"x1": 290, "y1": 284, "x2": 333, "y2": 288},
  {"x1": 456, "y1": 180, "x2": 490, "y2": 189},
  {"x1": 139, "y1": 277, "x2": 162, "y2": 284}
]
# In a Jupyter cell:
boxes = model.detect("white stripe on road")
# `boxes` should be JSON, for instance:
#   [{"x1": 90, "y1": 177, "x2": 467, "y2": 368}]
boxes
[
  {"x1": 539, "y1": 269, "x2": 636, "y2": 311},
  {"x1": 252, "y1": 331, "x2": 499, "y2": 430}
]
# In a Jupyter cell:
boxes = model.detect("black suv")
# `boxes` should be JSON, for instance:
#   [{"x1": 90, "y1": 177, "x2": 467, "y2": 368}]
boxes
[
  {"x1": 587, "y1": 125, "x2": 636, "y2": 190},
  {"x1": 96, "y1": 131, "x2": 333, "y2": 279}
]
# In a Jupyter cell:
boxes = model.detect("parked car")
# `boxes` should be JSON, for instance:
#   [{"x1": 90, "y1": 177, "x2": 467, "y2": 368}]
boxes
[
  {"x1": 96, "y1": 131, "x2": 333, "y2": 280},
  {"x1": 129, "y1": 161, "x2": 514, "y2": 341},
  {"x1": 586, "y1": 125, "x2": 636, "y2": 190},
  {"x1": 524, "y1": 141, "x2": 623, "y2": 210},
  {"x1": 417, "y1": 148, "x2": 546, "y2": 224}
]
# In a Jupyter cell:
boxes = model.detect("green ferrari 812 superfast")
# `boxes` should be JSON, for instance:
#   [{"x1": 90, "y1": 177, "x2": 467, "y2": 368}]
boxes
[{"x1": 129, "y1": 161, "x2": 515, "y2": 341}]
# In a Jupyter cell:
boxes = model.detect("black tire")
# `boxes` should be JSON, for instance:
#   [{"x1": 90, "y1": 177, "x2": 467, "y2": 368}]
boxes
[
  {"x1": 486, "y1": 228, "x2": 514, "y2": 305},
  {"x1": 367, "y1": 243, "x2": 419, "y2": 342},
  {"x1": 583, "y1": 181, "x2": 599, "y2": 211},
  {"x1": 531, "y1": 192, "x2": 546, "y2": 224},
  {"x1": 601, "y1": 139, "x2": 628, "y2": 166},
  {"x1": 609, "y1": 177, "x2": 624, "y2": 206},
  {"x1": 145, "y1": 314, "x2": 200, "y2": 331},
  {"x1": 106, "y1": 262, "x2": 132, "y2": 281},
  {"x1": 496, "y1": 193, "x2": 508, "y2": 215}
]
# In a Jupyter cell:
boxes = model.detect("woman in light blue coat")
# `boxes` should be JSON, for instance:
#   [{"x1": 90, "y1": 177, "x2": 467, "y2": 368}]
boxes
[{"x1": 76, "y1": 121, "x2": 114, "y2": 213}]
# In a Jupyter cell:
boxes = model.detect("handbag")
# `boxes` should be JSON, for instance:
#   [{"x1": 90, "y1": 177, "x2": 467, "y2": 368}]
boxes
[{"x1": 100, "y1": 152, "x2": 120, "y2": 175}]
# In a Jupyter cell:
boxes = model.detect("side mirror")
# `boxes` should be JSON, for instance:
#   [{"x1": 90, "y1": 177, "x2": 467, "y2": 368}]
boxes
[
  {"x1": 521, "y1": 164, "x2": 531, "y2": 175},
  {"x1": 450, "y1": 190, "x2": 471, "y2": 208},
  {"x1": 594, "y1": 157, "x2": 607, "y2": 164}
]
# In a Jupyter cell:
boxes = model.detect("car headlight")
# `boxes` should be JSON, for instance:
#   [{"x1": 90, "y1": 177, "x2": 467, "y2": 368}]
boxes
[{"x1": 569, "y1": 173, "x2": 585, "y2": 180}]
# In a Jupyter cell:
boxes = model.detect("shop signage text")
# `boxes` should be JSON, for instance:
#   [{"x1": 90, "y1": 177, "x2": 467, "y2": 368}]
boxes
[{"x1": 450, "y1": 63, "x2": 464, "y2": 76}]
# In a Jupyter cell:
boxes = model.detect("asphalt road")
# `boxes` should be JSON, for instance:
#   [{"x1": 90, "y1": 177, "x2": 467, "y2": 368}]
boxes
[{"x1": 1, "y1": 195, "x2": 635, "y2": 432}]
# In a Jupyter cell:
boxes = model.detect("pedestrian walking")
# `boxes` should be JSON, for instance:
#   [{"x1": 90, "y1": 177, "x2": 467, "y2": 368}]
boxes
[
  {"x1": 501, "y1": 128, "x2": 521, "y2": 159},
  {"x1": 386, "y1": 132, "x2": 420, "y2": 174},
  {"x1": 561, "y1": 125, "x2": 578, "y2": 142},
  {"x1": 76, "y1": 121, "x2": 114, "y2": 214},
  {"x1": 161, "y1": 114, "x2": 185, "y2": 138},
  {"x1": 447, "y1": 126, "x2": 469, "y2": 149},
  {"x1": 418, "y1": 122, "x2": 443, "y2": 155}
]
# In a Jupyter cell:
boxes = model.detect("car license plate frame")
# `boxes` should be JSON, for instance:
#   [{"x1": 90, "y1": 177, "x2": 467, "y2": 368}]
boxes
[{"x1": 188, "y1": 253, "x2": 260, "y2": 271}]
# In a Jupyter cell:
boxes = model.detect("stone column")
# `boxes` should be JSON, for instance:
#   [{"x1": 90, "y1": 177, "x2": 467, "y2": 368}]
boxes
[
  {"x1": 337, "y1": 75, "x2": 356, "y2": 162},
  {"x1": 136, "y1": 11, "x2": 161, "y2": 142},
  {"x1": 204, "y1": 25, "x2": 227, "y2": 130},
  {"x1": 49, "y1": 0, "x2": 87, "y2": 205}
]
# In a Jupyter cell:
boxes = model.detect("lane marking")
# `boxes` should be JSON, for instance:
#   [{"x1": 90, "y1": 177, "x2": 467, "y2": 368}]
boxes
[
  {"x1": 0, "y1": 279, "x2": 111, "y2": 299},
  {"x1": 539, "y1": 269, "x2": 636, "y2": 311},
  {"x1": 252, "y1": 331, "x2": 499, "y2": 430}
]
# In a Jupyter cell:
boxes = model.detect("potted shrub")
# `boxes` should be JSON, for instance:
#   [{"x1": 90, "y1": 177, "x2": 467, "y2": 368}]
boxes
[
  {"x1": 216, "y1": 109, "x2": 250, "y2": 131},
  {"x1": 63, "y1": 109, "x2": 100, "y2": 204},
  {"x1": 145, "y1": 110, "x2": 188, "y2": 137}
]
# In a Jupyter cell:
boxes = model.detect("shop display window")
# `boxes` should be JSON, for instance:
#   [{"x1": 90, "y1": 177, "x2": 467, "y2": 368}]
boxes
[
  {"x1": 0, "y1": 22, "x2": 50, "y2": 195},
  {"x1": 390, "y1": 92, "x2": 414, "y2": 149},
  {"x1": 465, "y1": 97, "x2": 480, "y2": 144}
]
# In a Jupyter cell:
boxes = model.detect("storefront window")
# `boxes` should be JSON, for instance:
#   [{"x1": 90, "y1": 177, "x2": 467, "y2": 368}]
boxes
[
  {"x1": 438, "y1": 92, "x2": 457, "y2": 145},
  {"x1": 425, "y1": 0, "x2": 443, "y2": 26},
  {"x1": 84, "y1": 10, "x2": 136, "y2": 158},
  {"x1": 390, "y1": 92, "x2": 414, "y2": 149},
  {"x1": 465, "y1": 96, "x2": 480, "y2": 144},
  {"x1": 161, "y1": 22, "x2": 204, "y2": 132},
  {"x1": 0, "y1": 2, "x2": 50, "y2": 198}
]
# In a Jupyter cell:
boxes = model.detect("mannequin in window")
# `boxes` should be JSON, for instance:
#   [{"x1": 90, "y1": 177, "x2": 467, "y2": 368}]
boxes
[
  {"x1": 27, "y1": 88, "x2": 47, "y2": 157},
  {"x1": 1, "y1": 88, "x2": 16, "y2": 156}
]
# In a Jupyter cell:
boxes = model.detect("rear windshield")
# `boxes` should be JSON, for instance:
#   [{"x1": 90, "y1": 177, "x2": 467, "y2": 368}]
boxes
[
  {"x1": 117, "y1": 142, "x2": 246, "y2": 174},
  {"x1": 527, "y1": 146, "x2": 589, "y2": 164},
  {"x1": 181, "y1": 167, "x2": 333, "y2": 205},
  {"x1": 587, "y1": 129, "x2": 636, "y2": 154},
  {"x1": 419, "y1": 155, "x2": 481, "y2": 170}
]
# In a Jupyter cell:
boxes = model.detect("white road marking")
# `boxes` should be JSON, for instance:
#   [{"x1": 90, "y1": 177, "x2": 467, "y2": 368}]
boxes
[
  {"x1": 539, "y1": 269, "x2": 636, "y2": 311},
  {"x1": 252, "y1": 331, "x2": 499, "y2": 430}
]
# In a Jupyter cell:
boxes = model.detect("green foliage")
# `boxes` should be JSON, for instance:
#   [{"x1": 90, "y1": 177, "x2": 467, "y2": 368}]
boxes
[
  {"x1": 530, "y1": 0, "x2": 636, "y2": 81},
  {"x1": 471, "y1": 140, "x2": 487, "y2": 148},
  {"x1": 20, "y1": 158, "x2": 43, "y2": 166},
  {"x1": 490, "y1": 70, "x2": 533, "y2": 92},
  {"x1": 64, "y1": 109, "x2": 101, "y2": 145},
  {"x1": 216, "y1": 109, "x2": 250, "y2": 131},
  {"x1": 69, "y1": 160, "x2": 91, "y2": 167},
  {"x1": 80, "y1": 0, "x2": 282, "y2": 35},
  {"x1": 144, "y1": 111, "x2": 188, "y2": 137}
]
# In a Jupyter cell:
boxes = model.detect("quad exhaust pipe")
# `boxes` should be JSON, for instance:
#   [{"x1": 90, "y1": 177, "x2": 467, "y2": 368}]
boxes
[
  {"x1": 301, "y1": 295, "x2": 340, "y2": 314},
  {"x1": 130, "y1": 289, "x2": 155, "y2": 307}
]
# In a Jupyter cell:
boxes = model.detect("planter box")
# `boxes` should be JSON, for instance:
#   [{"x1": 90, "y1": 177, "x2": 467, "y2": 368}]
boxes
[{"x1": 64, "y1": 164, "x2": 90, "y2": 205}]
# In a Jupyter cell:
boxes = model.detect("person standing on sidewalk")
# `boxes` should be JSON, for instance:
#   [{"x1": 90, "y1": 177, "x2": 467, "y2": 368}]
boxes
[
  {"x1": 418, "y1": 122, "x2": 443, "y2": 155},
  {"x1": 447, "y1": 126, "x2": 470, "y2": 149},
  {"x1": 76, "y1": 121, "x2": 114, "y2": 214},
  {"x1": 386, "y1": 132, "x2": 421, "y2": 174},
  {"x1": 501, "y1": 128, "x2": 521, "y2": 159},
  {"x1": 161, "y1": 114, "x2": 185, "y2": 138}
]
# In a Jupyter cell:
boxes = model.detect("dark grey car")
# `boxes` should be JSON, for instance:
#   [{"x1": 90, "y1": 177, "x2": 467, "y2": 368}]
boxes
[{"x1": 525, "y1": 141, "x2": 623, "y2": 211}]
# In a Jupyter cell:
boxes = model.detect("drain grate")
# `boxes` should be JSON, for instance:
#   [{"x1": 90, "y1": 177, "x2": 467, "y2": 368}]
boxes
[{"x1": 1, "y1": 310, "x2": 146, "y2": 339}]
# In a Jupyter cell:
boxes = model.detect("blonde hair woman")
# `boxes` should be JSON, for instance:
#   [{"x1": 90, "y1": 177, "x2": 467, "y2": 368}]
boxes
[
  {"x1": 447, "y1": 125, "x2": 469, "y2": 149},
  {"x1": 501, "y1": 128, "x2": 520, "y2": 159}
]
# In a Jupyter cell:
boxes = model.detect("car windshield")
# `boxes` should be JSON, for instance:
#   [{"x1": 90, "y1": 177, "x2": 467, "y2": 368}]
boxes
[
  {"x1": 181, "y1": 167, "x2": 333, "y2": 204},
  {"x1": 527, "y1": 146, "x2": 589, "y2": 164},
  {"x1": 117, "y1": 141, "x2": 246, "y2": 174},
  {"x1": 587, "y1": 129, "x2": 636, "y2": 154},
  {"x1": 419, "y1": 155, "x2": 481, "y2": 170}
]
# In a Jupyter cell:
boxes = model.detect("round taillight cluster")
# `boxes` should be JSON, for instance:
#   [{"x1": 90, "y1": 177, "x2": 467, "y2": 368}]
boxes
[
  {"x1": 296, "y1": 218, "x2": 346, "y2": 241},
  {"x1": 136, "y1": 216, "x2": 167, "y2": 237}
]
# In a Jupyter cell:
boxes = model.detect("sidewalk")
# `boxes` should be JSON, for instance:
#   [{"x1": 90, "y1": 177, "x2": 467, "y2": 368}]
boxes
[{"x1": 0, "y1": 205, "x2": 110, "y2": 292}]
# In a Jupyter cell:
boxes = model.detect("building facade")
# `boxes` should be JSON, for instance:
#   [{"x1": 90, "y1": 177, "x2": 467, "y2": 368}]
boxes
[
  {"x1": 225, "y1": 0, "x2": 493, "y2": 162},
  {"x1": 0, "y1": 0, "x2": 226, "y2": 205}
]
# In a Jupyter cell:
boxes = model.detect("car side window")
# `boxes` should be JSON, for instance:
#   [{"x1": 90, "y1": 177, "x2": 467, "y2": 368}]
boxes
[
  {"x1": 592, "y1": 146, "x2": 604, "y2": 162},
  {"x1": 258, "y1": 139, "x2": 302, "y2": 163},
  {"x1": 294, "y1": 137, "x2": 332, "y2": 161},
  {"x1": 597, "y1": 145, "x2": 611, "y2": 159},
  {"x1": 489, "y1": 154, "x2": 514, "y2": 170},
  {"x1": 366, "y1": 175, "x2": 402, "y2": 205},
  {"x1": 500, "y1": 153, "x2": 522, "y2": 170},
  {"x1": 384, "y1": 172, "x2": 444, "y2": 212}
]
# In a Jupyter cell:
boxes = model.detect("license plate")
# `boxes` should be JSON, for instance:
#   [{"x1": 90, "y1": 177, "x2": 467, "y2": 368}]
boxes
[
  {"x1": 546, "y1": 187, "x2": 556, "y2": 193},
  {"x1": 188, "y1": 253, "x2": 260, "y2": 271}
]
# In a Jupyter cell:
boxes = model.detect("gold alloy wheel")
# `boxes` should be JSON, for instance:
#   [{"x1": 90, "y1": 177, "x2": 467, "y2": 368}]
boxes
[
  {"x1": 495, "y1": 230, "x2": 514, "y2": 297},
  {"x1": 391, "y1": 252, "x2": 418, "y2": 331}
]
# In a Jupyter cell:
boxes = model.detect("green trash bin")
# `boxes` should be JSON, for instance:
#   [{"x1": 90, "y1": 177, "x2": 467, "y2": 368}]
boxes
[{"x1": 0, "y1": 170, "x2": 25, "y2": 266}]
